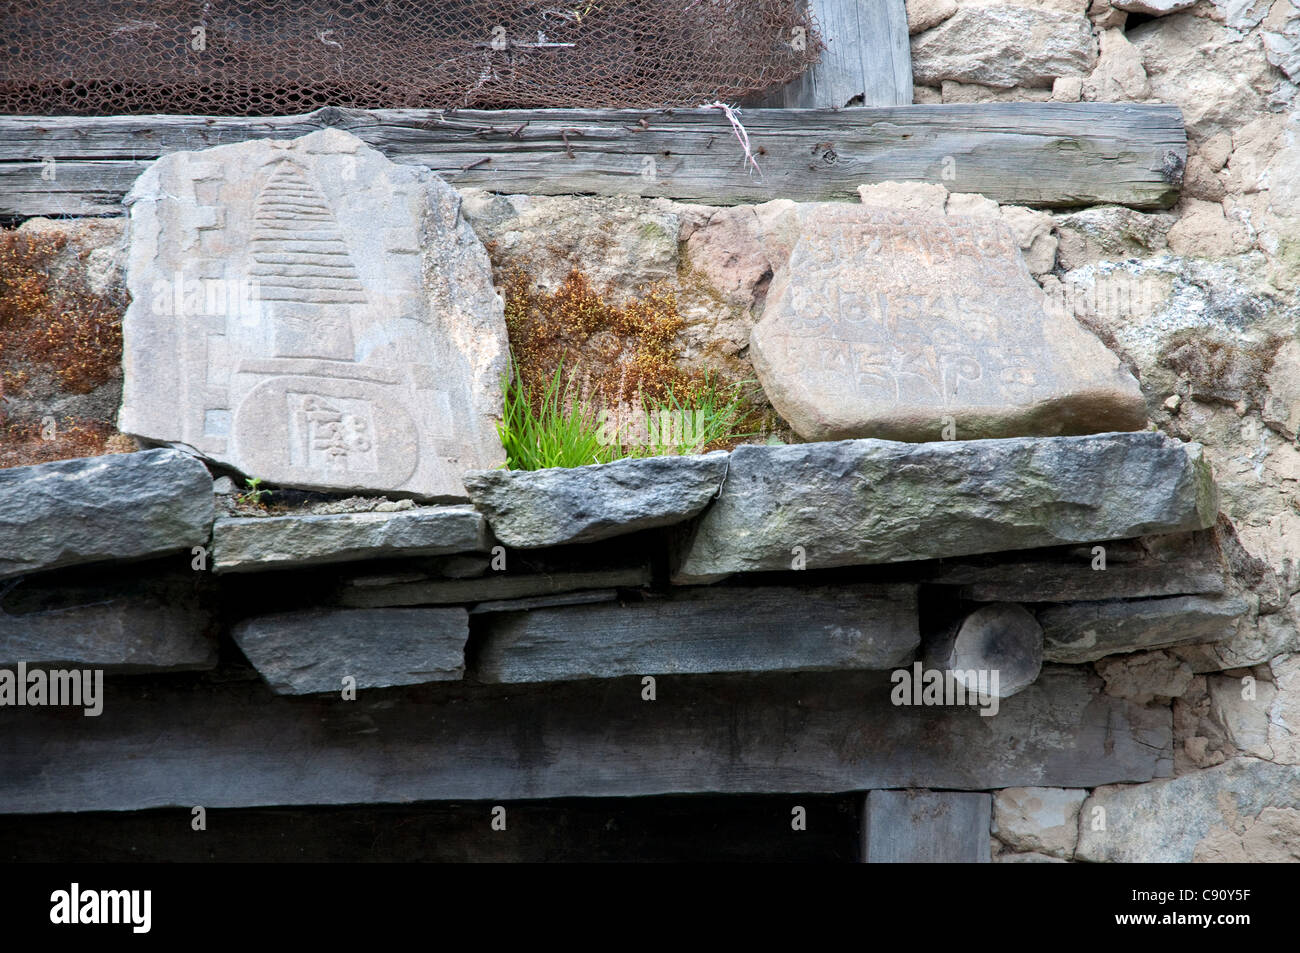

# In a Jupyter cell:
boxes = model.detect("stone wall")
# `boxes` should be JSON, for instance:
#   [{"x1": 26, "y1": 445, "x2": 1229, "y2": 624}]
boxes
[
  {"x1": 910, "y1": 0, "x2": 1300, "y2": 860},
  {"x1": 1, "y1": 0, "x2": 1299, "y2": 861}
]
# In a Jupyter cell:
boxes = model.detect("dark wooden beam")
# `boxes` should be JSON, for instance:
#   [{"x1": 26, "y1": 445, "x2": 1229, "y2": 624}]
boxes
[
  {"x1": 0, "y1": 666, "x2": 1169, "y2": 813},
  {"x1": 0, "y1": 103, "x2": 1185, "y2": 217}
]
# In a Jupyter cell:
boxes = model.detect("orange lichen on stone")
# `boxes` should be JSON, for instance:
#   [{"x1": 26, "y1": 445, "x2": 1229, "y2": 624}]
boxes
[
  {"x1": 504, "y1": 266, "x2": 708, "y2": 409},
  {"x1": 0, "y1": 417, "x2": 123, "y2": 468},
  {"x1": 0, "y1": 228, "x2": 126, "y2": 467},
  {"x1": 0, "y1": 230, "x2": 124, "y2": 394}
]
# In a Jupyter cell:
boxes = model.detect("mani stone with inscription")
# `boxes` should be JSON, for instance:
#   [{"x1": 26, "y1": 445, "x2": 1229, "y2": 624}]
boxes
[
  {"x1": 750, "y1": 206, "x2": 1147, "y2": 442},
  {"x1": 118, "y1": 128, "x2": 508, "y2": 499}
]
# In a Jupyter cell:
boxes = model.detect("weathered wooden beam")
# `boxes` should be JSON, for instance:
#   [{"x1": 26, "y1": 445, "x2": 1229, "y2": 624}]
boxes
[
  {"x1": 922, "y1": 603, "x2": 1044, "y2": 699},
  {"x1": 0, "y1": 103, "x2": 1186, "y2": 217},
  {"x1": 0, "y1": 666, "x2": 1170, "y2": 813},
  {"x1": 861, "y1": 790, "x2": 992, "y2": 863},
  {"x1": 753, "y1": 0, "x2": 913, "y2": 108}
]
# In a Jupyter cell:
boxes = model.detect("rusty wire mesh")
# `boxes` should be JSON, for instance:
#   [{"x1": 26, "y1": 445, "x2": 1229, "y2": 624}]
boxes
[{"x1": 0, "y1": 0, "x2": 821, "y2": 114}]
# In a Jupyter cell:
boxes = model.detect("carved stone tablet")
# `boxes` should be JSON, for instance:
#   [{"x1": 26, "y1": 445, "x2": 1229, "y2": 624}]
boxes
[
  {"x1": 750, "y1": 206, "x2": 1147, "y2": 441},
  {"x1": 118, "y1": 128, "x2": 508, "y2": 499}
]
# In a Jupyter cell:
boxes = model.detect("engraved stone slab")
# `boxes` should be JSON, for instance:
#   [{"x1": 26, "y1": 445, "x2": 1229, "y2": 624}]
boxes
[
  {"x1": 119, "y1": 128, "x2": 508, "y2": 499},
  {"x1": 750, "y1": 205, "x2": 1147, "y2": 441}
]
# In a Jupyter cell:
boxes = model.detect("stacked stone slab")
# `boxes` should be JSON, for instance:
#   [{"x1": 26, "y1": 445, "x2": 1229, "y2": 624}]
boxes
[
  {"x1": 462, "y1": 453, "x2": 729, "y2": 548},
  {"x1": 0, "y1": 449, "x2": 213, "y2": 579},
  {"x1": 672, "y1": 431, "x2": 1217, "y2": 579}
]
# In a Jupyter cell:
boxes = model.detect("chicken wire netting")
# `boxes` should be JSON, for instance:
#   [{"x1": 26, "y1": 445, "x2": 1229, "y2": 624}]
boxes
[{"x1": 0, "y1": 0, "x2": 821, "y2": 114}]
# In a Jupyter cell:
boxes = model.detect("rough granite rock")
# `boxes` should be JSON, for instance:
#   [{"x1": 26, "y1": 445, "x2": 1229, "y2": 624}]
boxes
[
  {"x1": 1174, "y1": 674, "x2": 1237, "y2": 771},
  {"x1": 212, "y1": 505, "x2": 488, "y2": 573},
  {"x1": 1207, "y1": 671, "x2": 1276, "y2": 758},
  {"x1": 1095, "y1": 649, "x2": 1196, "y2": 703},
  {"x1": 1129, "y1": 14, "x2": 1277, "y2": 138},
  {"x1": 1267, "y1": 654, "x2": 1300, "y2": 763},
  {"x1": 941, "y1": 80, "x2": 1054, "y2": 103},
  {"x1": 460, "y1": 190, "x2": 681, "y2": 305},
  {"x1": 231, "y1": 608, "x2": 468, "y2": 694},
  {"x1": 463, "y1": 454, "x2": 729, "y2": 549},
  {"x1": 1166, "y1": 198, "x2": 1254, "y2": 258},
  {"x1": 907, "y1": 0, "x2": 958, "y2": 34},
  {"x1": 1173, "y1": 609, "x2": 1300, "y2": 673},
  {"x1": 1263, "y1": 340, "x2": 1300, "y2": 439},
  {"x1": 992, "y1": 787, "x2": 1087, "y2": 858},
  {"x1": 118, "y1": 128, "x2": 507, "y2": 499},
  {"x1": 749, "y1": 205, "x2": 1145, "y2": 442},
  {"x1": 857, "y1": 181, "x2": 949, "y2": 213},
  {"x1": 911, "y1": 6, "x2": 1098, "y2": 89},
  {"x1": 0, "y1": 575, "x2": 217, "y2": 672},
  {"x1": 1264, "y1": 1, "x2": 1300, "y2": 82},
  {"x1": 1182, "y1": 155, "x2": 1228, "y2": 202},
  {"x1": 998, "y1": 204, "x2": 1059, "y2": 275},
  {"x1": 1077, "y1": 758, "x2": 1300, "y2": 862},
  {"x1": 1052, "y1": 75, "x2": 1084, "y2": 100},
  {"x1": 682, "y1": 205, "x2": 776, "y2": 309},
  {"x1": 1214, "y1": 0, "x2": 1273, "y2": 29},
  {"x1": 674, "y1": 432, "x2": 1219, "y2": 579},
  {"x1": 1082, "y1": 27, "x2": 1150, "y2": 101},
  {"x1": 1039, "y1": 594, "x2": 1249, "y2": 663},
  {"x1": 1052, "y1": 206, "x2": 1176, "y2": 269},
  {"x1": 0, "y1": 449, "x2": 214, "y2": 579}
]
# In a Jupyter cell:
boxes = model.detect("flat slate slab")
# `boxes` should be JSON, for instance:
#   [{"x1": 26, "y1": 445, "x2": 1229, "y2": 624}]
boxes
[
  {"x1": 0, "y1": 575, "x2": 217, "y2": 672},
  {"x1": 475, "y1": 584, "x2": 919, "y2": 683},
  {"x1": 118, "y1": 128, "x2": 508, "y2": 499},
  {"x1": 468, "y1": 590, "x2": 620, "y2": 614},
  {"x1": 0, "y1": 666, "x2": 1170, "y2": 813},
  {"x1": 338, "y1": 563, "x2": 650, "y2": 607},
  {"x1": 923, "y1": 530, "x2": 1228, "y2": 602},
  {"x1": 1038, "y1": 593, "x2": 1249, "y2": 663},
  {"x1": 861, "y1": 790, "x2": 992, "y2": 863},
  {"x1": 463, "y1": 453, "x2": 729, "y2": 548},
  {"x1": 750, "y1": 205, "x2": 1146, "y2": 442},
  {"x1": 212, "y1": 505, "x2": 488, "y2": 573},
  {"x1": 231, "y1": 608, "x2": 468, "y2": 695},
  {"x1": 0, "y1": 449, "x2": 214, "y2": 580},
  {"x1": 674, "y1": 432, "x2": 1218, "y2": 580}
]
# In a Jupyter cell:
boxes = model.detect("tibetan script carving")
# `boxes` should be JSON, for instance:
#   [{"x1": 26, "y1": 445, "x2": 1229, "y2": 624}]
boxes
[{"x1": 119, "y1": 129, "x2": 507, "y2": 498}]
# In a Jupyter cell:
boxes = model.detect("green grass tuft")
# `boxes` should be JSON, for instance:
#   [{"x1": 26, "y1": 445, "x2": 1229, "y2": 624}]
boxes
[{"x1": 498, "y1": 361, "x2": 759, "y2": 471}]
